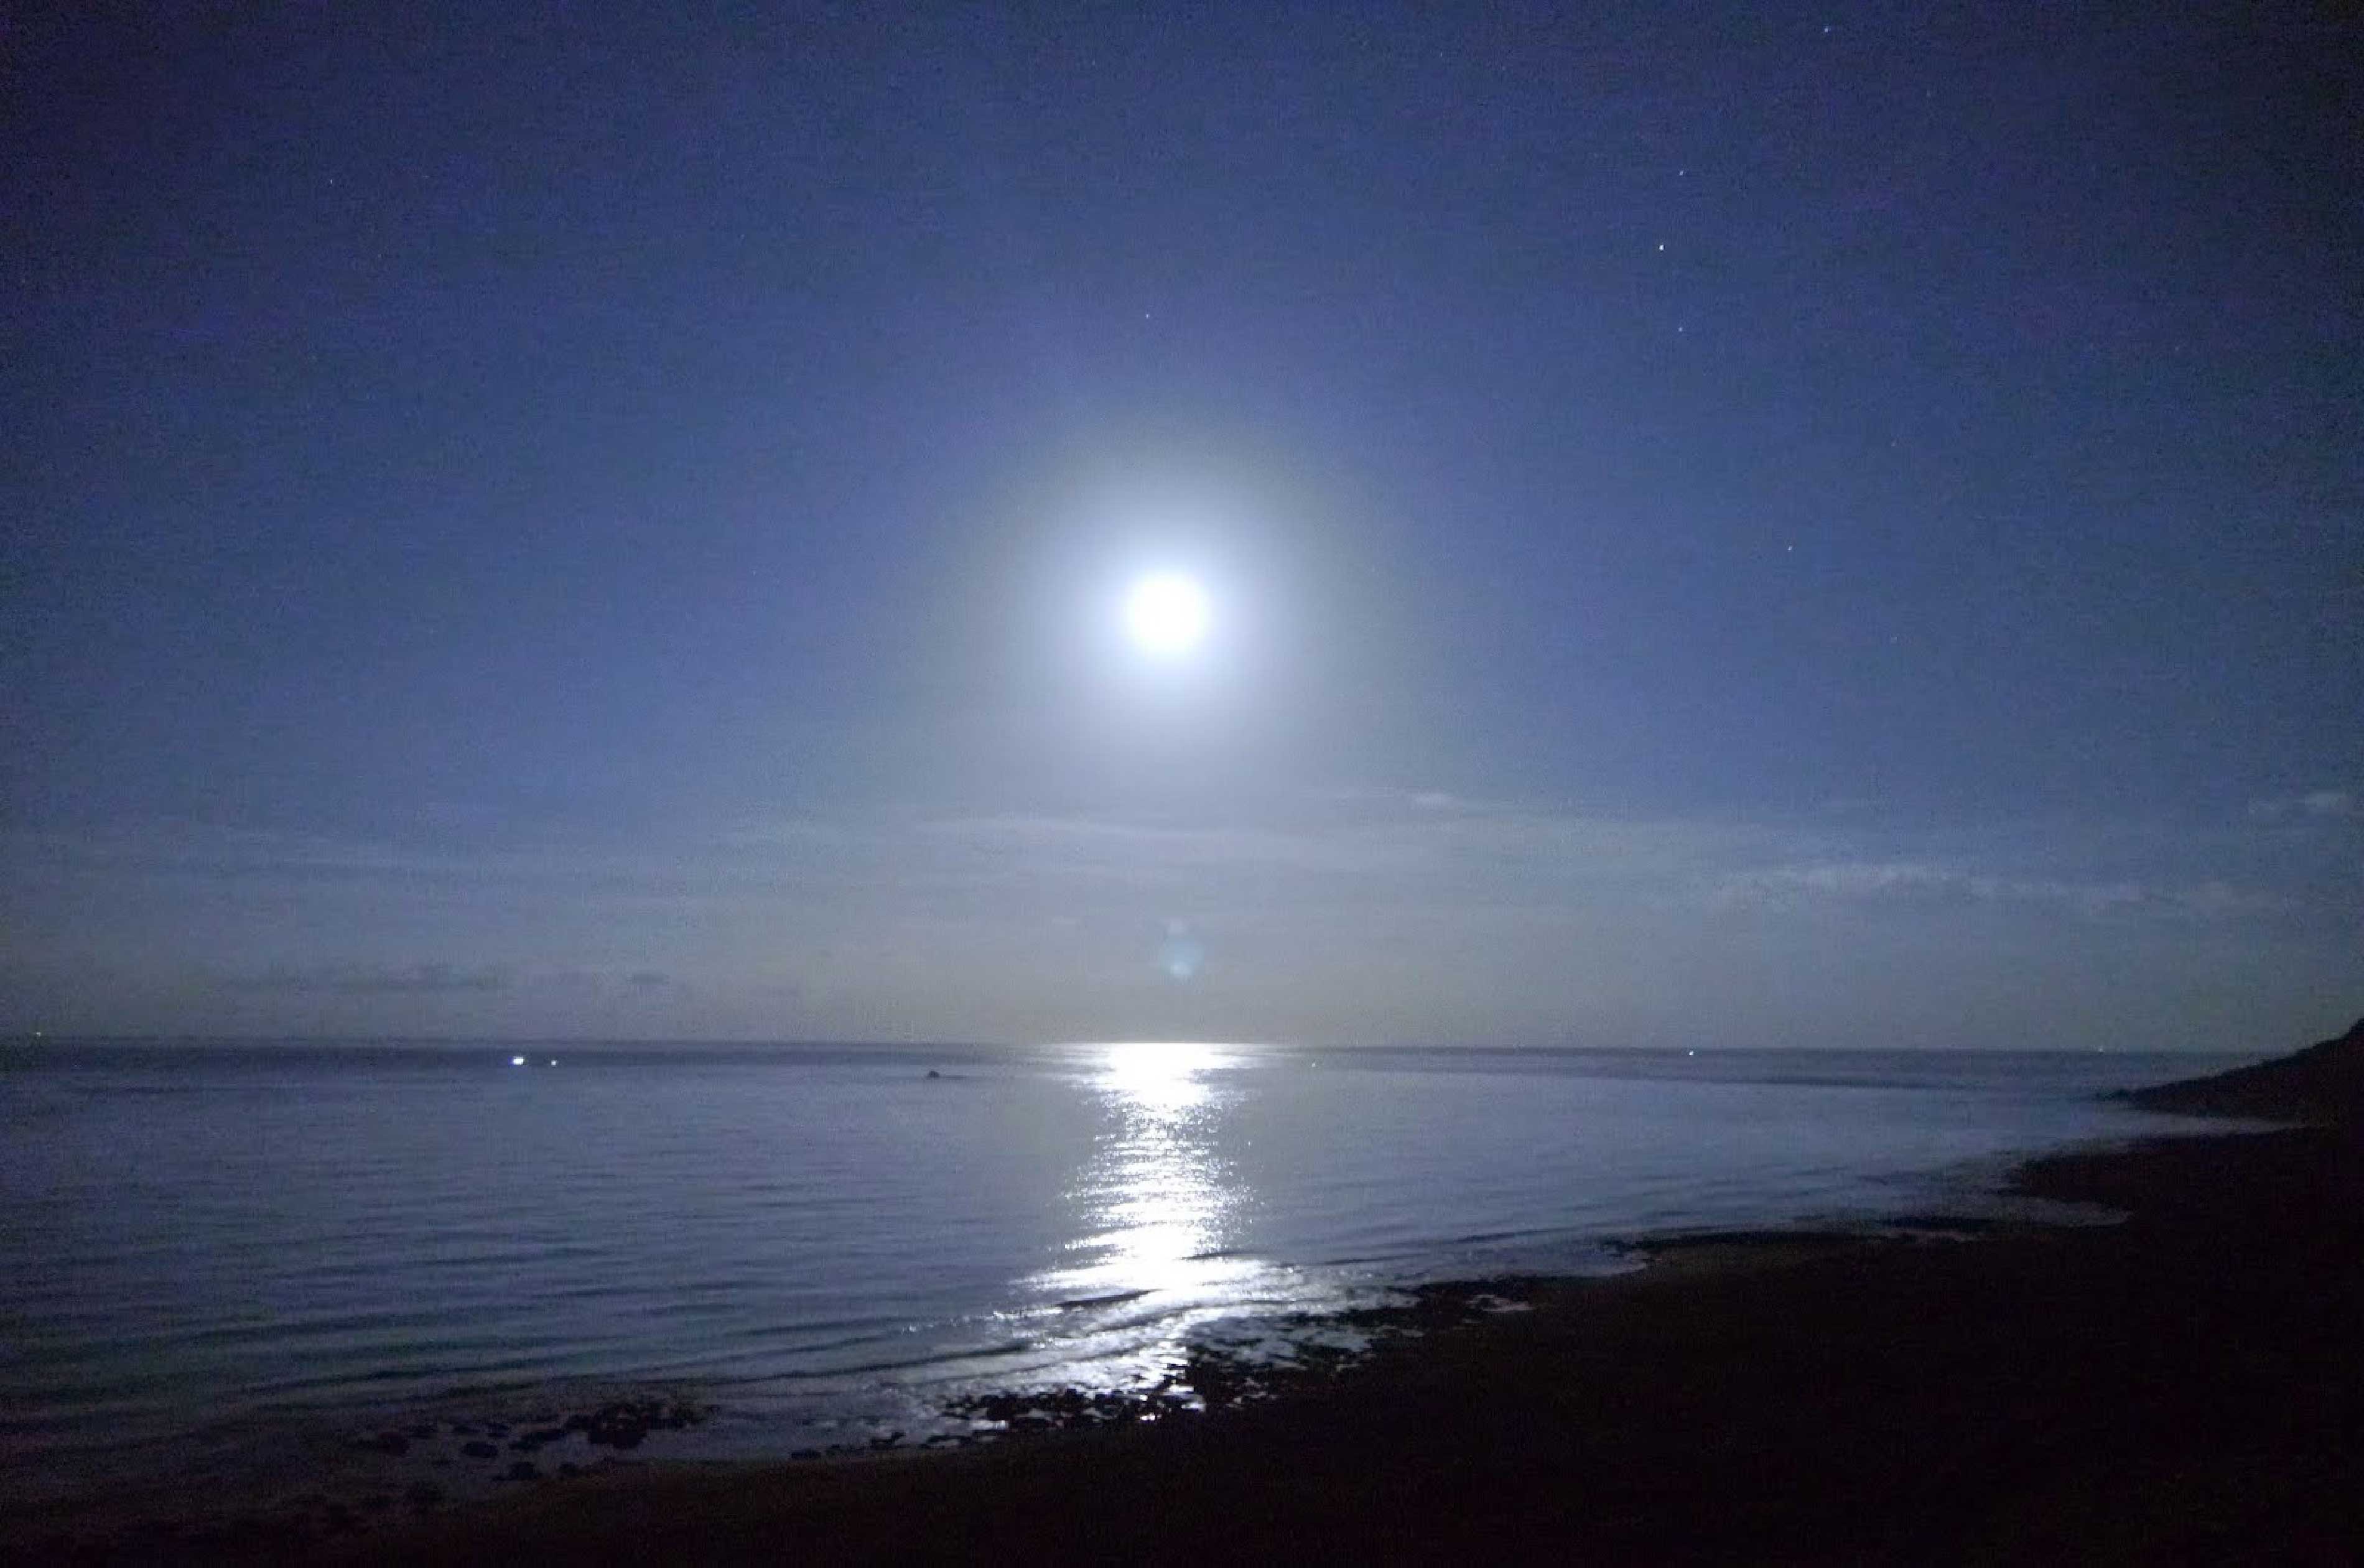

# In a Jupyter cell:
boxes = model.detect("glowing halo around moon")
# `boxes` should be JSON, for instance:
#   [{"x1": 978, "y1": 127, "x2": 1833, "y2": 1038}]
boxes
[{"x1": 1122, "y1": 572, "x2": 1211, "y2": 656}]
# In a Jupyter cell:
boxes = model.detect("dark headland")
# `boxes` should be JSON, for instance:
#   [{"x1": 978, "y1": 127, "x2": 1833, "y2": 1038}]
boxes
[
  {"x1": 2116, "y1": 1015, "x2": 2364, "y2": 1123},
  {"x1": 50, "y1": 1024, "x2": 2364, "y2": 1566}
]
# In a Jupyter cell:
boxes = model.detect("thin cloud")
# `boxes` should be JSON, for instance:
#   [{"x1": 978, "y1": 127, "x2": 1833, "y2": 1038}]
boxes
[
  {"x1": 1713, "y1": 861, "x2": 2285, "y2": 921},
  {"x1": 2248, "y1": 789, "x2": 2360, "y2": 822},
  {"x1": 231, "y1": 962, "x2": 513, "y2": 995}
]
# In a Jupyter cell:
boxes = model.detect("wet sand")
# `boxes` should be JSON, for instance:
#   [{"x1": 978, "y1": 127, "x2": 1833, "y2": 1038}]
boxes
[{"x1": 34, "y1": 1125, "x2": 2364, "y2": 1564}]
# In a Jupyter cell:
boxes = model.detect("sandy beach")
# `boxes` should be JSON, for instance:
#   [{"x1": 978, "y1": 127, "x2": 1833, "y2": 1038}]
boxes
[{"x1": 126, "y1": 1122, "x2": 2335, "y2": 1564}]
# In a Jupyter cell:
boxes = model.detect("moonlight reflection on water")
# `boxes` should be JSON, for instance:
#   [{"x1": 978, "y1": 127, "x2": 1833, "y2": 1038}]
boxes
[{"x1": 1034, "y1": 1043, "x2": 1257, "y2": 1306}]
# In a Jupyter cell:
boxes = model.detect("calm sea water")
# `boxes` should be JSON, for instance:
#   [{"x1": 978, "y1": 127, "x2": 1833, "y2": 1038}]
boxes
[{"x1": 0, "y1": 1039, "x2": 2237, "y2": 1523}]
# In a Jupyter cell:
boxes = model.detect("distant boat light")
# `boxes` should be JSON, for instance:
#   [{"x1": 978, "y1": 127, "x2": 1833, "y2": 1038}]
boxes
[{"x1": 511, "y1": 1055, "x2": 526, "y2": 1067}]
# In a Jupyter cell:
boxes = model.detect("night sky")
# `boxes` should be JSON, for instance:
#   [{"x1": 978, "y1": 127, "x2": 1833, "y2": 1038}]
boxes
[{"x1": 6, "y1": 4, "x2": 2357, "y2": 1050}]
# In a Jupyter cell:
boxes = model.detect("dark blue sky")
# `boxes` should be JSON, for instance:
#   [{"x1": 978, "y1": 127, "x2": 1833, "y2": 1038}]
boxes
[{"x1": 6, "y1": 3, "x2": 2357, "y2": 1048}]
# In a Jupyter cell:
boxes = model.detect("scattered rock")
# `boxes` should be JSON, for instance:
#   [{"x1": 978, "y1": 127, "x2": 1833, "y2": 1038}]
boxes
[
  {"x1": 947, "y1": 1384, "x2": 1201, "y2": 1434},
  {"x1": 461, "y1": 1440, "x2": 498, "y2": 1459},
  {"x1": 576, "y1": 1396, "x2": 703, "y2": 1448}
]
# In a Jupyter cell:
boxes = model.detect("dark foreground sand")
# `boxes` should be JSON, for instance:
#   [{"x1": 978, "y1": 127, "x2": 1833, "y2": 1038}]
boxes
[{"x1": 34, "y1": 1123, "x2": 2364, "y2": 1566}]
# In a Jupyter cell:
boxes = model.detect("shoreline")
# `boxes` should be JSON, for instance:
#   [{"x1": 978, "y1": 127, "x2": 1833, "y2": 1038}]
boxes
[{"x1": 42, "y1": 1120, "x2": 2356, "y2": 1564}]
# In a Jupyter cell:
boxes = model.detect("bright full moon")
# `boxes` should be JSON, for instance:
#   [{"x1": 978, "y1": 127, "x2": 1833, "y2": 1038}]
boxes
[{"x1": 1124, "y1": 573, "x2": 1210, "y2": 656}]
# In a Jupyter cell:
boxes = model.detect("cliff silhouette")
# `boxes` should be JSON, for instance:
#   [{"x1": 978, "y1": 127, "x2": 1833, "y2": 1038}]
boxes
[{"x1": 2123, "y1": 1016, "x2": 2364, "y2": 1124}]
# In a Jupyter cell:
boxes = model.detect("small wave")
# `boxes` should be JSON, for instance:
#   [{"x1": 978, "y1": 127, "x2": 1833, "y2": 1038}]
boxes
[
  {"x1": 1435, "y1": 1223, "x2": 1568, "y2": 1248},
  {"x1": 724, "y1": 1339, "x2": 1047, "y2": 1383},
  {"x1": 1051, "y1": 1289, "x2": 1153, "y2": 1311}
]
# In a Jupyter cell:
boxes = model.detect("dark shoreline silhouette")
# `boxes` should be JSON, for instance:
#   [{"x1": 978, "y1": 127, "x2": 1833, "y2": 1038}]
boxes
[{"x1": 2118, "y1": 1015, "x2": 2364, "y2": 1123}]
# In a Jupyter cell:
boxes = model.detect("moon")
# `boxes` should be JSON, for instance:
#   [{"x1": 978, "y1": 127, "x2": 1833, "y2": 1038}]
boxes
[{"x1": 1124, "y1": 573, "x2": 1210, "y2": 656}]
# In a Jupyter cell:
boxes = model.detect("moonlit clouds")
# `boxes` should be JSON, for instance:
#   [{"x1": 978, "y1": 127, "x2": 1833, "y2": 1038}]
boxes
[
  {"x1": 2249, "y1": 790, "x2": 2361, "y2": 823},
  {"x1": 2, "y1": 794, "x2": 2345, "y2": 1050}
]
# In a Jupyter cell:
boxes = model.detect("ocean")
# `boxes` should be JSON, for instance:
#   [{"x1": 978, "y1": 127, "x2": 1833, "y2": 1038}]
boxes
[{"x1": 0, "y1": 1039, "x2": 2238, "y2": 1533}]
